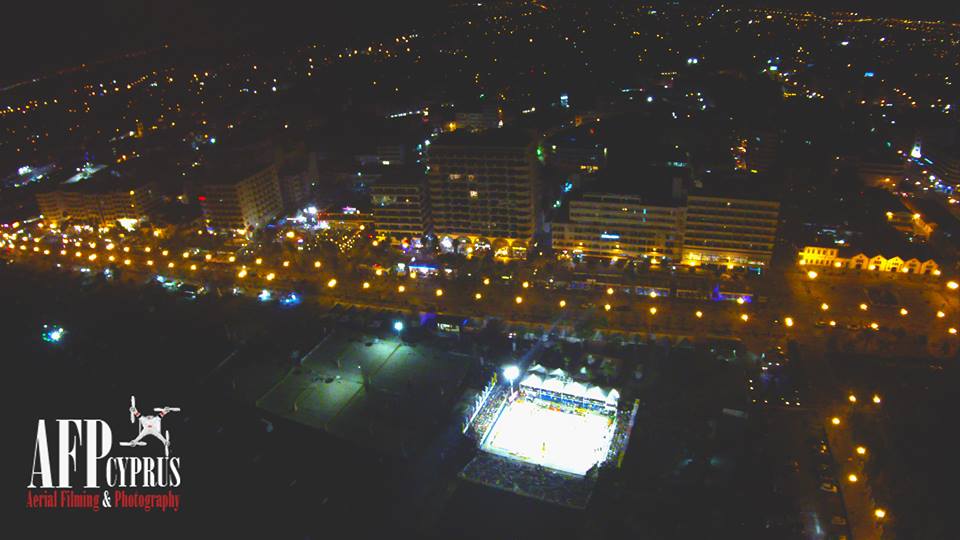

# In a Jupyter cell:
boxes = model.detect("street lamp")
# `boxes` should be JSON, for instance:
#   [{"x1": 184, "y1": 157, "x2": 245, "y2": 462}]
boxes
[
  {"x1": 784, "y1": 317, "x2": 794, "y2": 327},
  {"x1": 604, "y1": 303, "x2": 611, "y2": 311},
  {"x1": 848, "y1": 474, "x2": 858, "y2": 483},
  {"x1": 649, "y1": 307, "x2": 657, "y2": 315},
  {"x1": 937, "y1": 310, "x2": 945, "y2": 318},
  {"x1": 606, "y1": 287, "x2": 614, "y2": 295},
  {"x1": 515, "y1": 296, "x2": 523, "y2": 304},
  {"x1": 474, "y1": 292, "x2": 482, "y2": 300},
  {"x1": 859, "y1": 303, "x2": 869, "y2": 311},
  {"x1": 393, "y1": 321, "x2": 404, "y2": 333},
  {"x1": 831, "y1": 417, "x2": 841, "y2": 425},
  {"x1": 327, "y1": 278, "x2": 337, "y2": 288},
  {"x1": 695, "y1": 310, "x2": 703, "y2": 319},
  {"x1": 899, "y1": 307, "x2": 908, "y2": 316},
  {"x1": 559, "y1": 299, "x2": 566, "y2": 308},
  {"x1": 740, "y1": 313, "x2": 749, "y2": 322},
  {"x1": 848, "y1": 394, "x2": 857, "y2": 403},
  {"x1": 821, "y1": 303, "x2": 829, "y2": 311},
  {"x1": 874, "y1": 508, "x2": 886, "y2": 519},
  {"x1": 436, "y1": 288, "x2": 444, "y2": 297},
  {"x1": 947, "y1": 281, "x2": 958, "y2": 291},
  {"x1": 807, "y1": 270, "x2": 818, "y2": 279},
  {"x1": 856, "y1": 446, "x2": 867, "y2": 455},
  {"x1": 872, "y1": 394, "x2": 881, "y2": 404}
]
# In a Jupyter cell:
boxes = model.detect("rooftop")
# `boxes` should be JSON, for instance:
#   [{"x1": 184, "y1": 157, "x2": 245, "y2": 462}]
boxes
[{"x1": 430, "y1": 128, "x2": 533, "y2": 149}]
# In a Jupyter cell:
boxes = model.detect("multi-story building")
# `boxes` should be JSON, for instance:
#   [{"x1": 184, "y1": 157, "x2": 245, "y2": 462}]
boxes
[
  {"x1": 199, "y1": 162, "x2": 282, "y2": 232},
  {"x1": 552, "y1": 193, "x2": 684, "y2": 262},
  {"x1": 682, "y1": 194, "x2": 780, "y2": 269},
  {"x1": 36, "y1": 164, "x2": 157, "y2": 228},
  {"x1": 858, "y1": 153, "x2": 905, "y2": 185},
  {"x1": 371, "y1": 178, "x2": 430, "y2": 245},
  {"x1": 427, "y1": 130, "x2": 538, "y2": 256},
  {"x1": 278, "y1": 152, "x2": 318, "y2": 212}
]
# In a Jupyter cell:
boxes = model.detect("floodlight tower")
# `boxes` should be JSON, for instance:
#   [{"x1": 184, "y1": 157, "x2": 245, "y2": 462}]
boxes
[{"x1": 503, "y1": 365, "x2": 520, "y2": 394}]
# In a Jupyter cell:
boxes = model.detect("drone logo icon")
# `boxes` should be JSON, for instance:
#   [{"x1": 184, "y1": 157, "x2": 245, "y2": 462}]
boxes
[{"x1": 118, "y1": 396, "x2": 181, "y2": 457}]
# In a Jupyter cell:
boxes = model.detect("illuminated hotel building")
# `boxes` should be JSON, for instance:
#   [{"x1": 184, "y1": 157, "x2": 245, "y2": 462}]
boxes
[
  {"x1": 371, "y1": 179, "x2": 430, "y2": 245},
  {"x1": 551, "y1": 193, "x2": 684, "y2": 262},
  {"x1": 199, "y1": 162, "x2": 282, "y2": 232},
  {"x1": 426, "y1": 130, "x2": 538, "y2": 256},
  {"x1": 36, "y1": 164, "x2": 157, "y2": 228},
  {"x1": 682, "y1": 195, "x2": 780, "y2": 268}
]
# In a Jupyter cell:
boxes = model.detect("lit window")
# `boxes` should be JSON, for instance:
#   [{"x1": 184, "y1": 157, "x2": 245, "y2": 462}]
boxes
[{"x1": 469, "y1": 190, "x2": 479, "y2": 198}]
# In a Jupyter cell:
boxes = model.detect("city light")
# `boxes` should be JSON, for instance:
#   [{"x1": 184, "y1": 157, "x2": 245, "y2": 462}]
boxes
[
  {"x1": 874, "y1": 508, "x2": 886, "y2": 519},
  {"x1": 266, "y1": 272, "x2": 275, "y2": 281},
  {"x1": 436, "y1": 288, "x2": 444, "y2": 297},
  {"x1": 482, "y1": 277, "x2": 490, "y2": 285},
  {"x1": 41, "y1": 324, "x2": 65, "y2": 343},
  {"x1": 515, "y1": 296, "x2": 523, "y2": 304},
  {"x1": 474, "y1": 292, "x2": 482, "y2": 300},
  {"x1": 398, "y1": 285, "x2": 405, "y2": 293},
  {"x1": 559, "y1": 299, "x2": 566, "y2": 308},
  {"x1": 604, "y1": 304, "x2": 611, "y2": 311},
  {"x1": 522, "y1": 281, "x2": 530, "y2": 289},
  {"x1": 947, "y1": 281, "x2": 958, "y2": 290},
  {"x1": 695, "y1": 310, "x2": 703, "y2": 318},
  {"x1": 806, "y1": 270, "x2": 818, "y2": 279},
  {"x1": 899, "y1": 307, "x2": 908, "y2": 316},
  {"x1": 649, "y1": 307, "x2": 657, "y2": 315},
  {"x1": 238, "y1": 269, "x2": 247, "y2": 278},
  {"x1": 873, "y1": 394, "x2": 881, "y2": 404},
  {"x1": 848, "y1": 474, "x2": 858, "y2": 483},
  {"x1": 503, "y1": 365, "x2": 520, "y2": 383},
  {"x1": 856, "y1": 446, "x2": 867, "y2": 455},
  {"x1": 937, "y1": 311, "x2": 945, "y2": 318},
  {"x1": 848, "y1": 394, "x2": 857, "y2": 403},
  {"x1": 870, "y1": 322, "x2": 879, "y2": 330},
  {"x1": 821, "y1": 303, "x2": 829, "y2": 311},
  {"x1": 393, "y1": 321, "x2": 404, "y2": 332},
  {"x1": 327, "y1": 278, "x2": 337, "y2": 288},
  {"x1": 949, "y1": 328, "x2": 958, "y2": 335},
  {"x1": 784, "y1": 317, "x2": 794, "y2": 327},
  {"x1": 860, "y1": 303, "x2": 869, "y2": 311},
  {"x1": 740, "y1": 314, "x2": 749, "y2": 322},
  {"x1": 831, "y1": 417, "x2": 841, "y2": 425},
  {"x1": 736, "y1": 297, "x2": 745, "y2": 305},
  {"x1": 362, "y1": 281, "x2": 371, "y2": 289},
  {"x1": 606, "y1": 287, "x2": 614, "y2": 295}
]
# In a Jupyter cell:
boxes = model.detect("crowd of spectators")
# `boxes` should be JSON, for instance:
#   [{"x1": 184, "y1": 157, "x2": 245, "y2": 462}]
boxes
[
  {"x1": 460, "y1": 452, "x2": 596, "y2": 509},
  {"x1": 464, "y1": 387, "x2": 508, "y2": 441},
  {"x1": 604, "y1": 408, "x2": 634, "y2": 465}
]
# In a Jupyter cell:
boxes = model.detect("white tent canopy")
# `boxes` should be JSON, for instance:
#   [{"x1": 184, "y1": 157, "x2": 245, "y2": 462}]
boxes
[
  {"x1": 541, "y1": 377, "x2": 566, "y2": 393},
  {"x1": 585, "y1": 386, "x2": 609, "y2": 402},
  {"x1": 528, "y1": 364, "x2": 548, "y2": 374},
  {"x1": 520, "y1": 373, "x2": 543, "y2": 390}
]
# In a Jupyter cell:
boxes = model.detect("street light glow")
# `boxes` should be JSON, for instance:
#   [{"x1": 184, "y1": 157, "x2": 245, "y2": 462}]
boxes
[
  {"x1": 503, "y1": 365, "x2": 520, "y2": 382},
  {"x1": 515, "y1": 296, "x2": 523, "y2": 304},
  {"x1": 831, "y1": 417, "x2": 841, "y2": 425},
  {"x1": 947, "y1": 281, "x2": 958, "y2": 290},
  {"x1": 821, "y1": 303, "x2": 829, "y2": 311},
  {"x1": 740, "y1": 313, "x2": 749, "y2": 322},
  {"x1": 849, "y1": 394, "x2": 857, "y2": 403},
  {"x1": 695, "y1": 310, "x2": 703, "y2": 318},
  {"x1": 784, "y1": 317, "x2": 794, "y2": 327},
  {"x1": 860, "y1": 303, "x2": 868, "y2": 311},
  {"x1": 807, "y1": 270, "x2": 818, "y2": 279},
  {"x1": 393, "y1": 321, "x2": 404, "y2": 332},
  {"x1": 899, "y1": 307, "x2": 908, "y2": 316},
  {"x1": 873, "y1": 394, "x2": 881, "y2": 404},
  {"x1": 606, "y1": 287, "x2": 614, "y2": 295},
  {"x1": 874, "y1": 508, "x2": 886, "y2": 519},
  {"x1": 436, "y1": 288, "x2": 444, "y2": 297},
  {"x1": 649, "y1": 307, "x2": 657, "y2": 315},
  {"x1": 327, "y1": 278, "x2": 337, "y2": 288},
  {"x1": 856, "y1": 446, "x2": 866, "y2": 455},
  {"x1": 398, "y1": 285, "x2": 406, "y2": 293},
  {"x1": 559, "y1": 299, "x2": 566, "y2": 308},
  {"x1": 848, "y1": 474, "x2": 858, "y2": 483},
  {"x1": 604, "y1": 303, "x2": 611, "y2": 311}
]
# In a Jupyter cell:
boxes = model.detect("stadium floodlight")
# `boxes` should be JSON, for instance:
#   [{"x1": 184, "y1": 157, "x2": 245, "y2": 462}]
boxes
[
  {"x1": 393, "y1": 321, "x2": 404, "y2": 333},
  {"x1": 503, "y1": 365, "x2": 520, "y2": 392}
]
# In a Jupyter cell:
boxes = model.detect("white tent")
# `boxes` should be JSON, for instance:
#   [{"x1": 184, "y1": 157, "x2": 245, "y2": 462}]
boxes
[
  {"x1": 585, "y1": 386, "x2": 609, "y2": 402},
  {"x1": 549, "y1": 368, "x2": 566, "y2": 378},
  {"x1": 541, "y1": 377, "x2": 566, "y2": 393},
  {"x1": 528, "y1": 364, "x2": 548, "y2": 374},
  {"x1": 605, "y1": 389, "x2": 621, "y2": 404},
  {"x1": 520, "y1": 373, "x2": 543, "y2": 390},
  {"x1": 563, "y1": 380, "x2": 588, "y2": 398}
]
